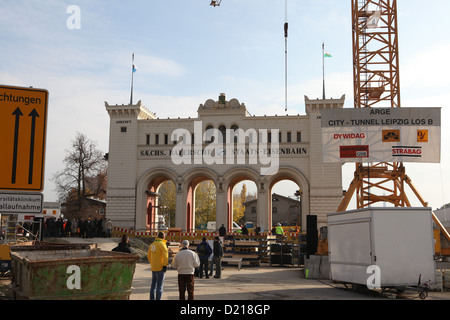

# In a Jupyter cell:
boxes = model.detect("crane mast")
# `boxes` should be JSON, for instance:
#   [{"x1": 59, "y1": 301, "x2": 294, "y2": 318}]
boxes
[
  {"x1": 342, "y1": 0, "x2": 450, "y2": 243},
  {"x1": 352, "y1": 0, "x2": 400, "y2": 109},
  {"x1": 339, "y1": 0, "x2": 419, "y2": 211}
]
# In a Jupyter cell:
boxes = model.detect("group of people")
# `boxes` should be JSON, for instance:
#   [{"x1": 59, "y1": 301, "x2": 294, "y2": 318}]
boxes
[
  {"x1": 143, "y1": 232, "x2": 224, "y2": 300},
  {"x1": 42, "y1": 217, "x2": 113, "y2": 238}
]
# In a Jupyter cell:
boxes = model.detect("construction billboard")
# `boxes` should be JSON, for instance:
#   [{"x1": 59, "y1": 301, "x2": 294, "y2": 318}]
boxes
[{"x1": 321, "y1": 108, "x2": 441, "y2": 163}]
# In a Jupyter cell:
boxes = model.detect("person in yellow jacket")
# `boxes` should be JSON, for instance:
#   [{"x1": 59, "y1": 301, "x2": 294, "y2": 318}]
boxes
[{"x1": 148, "y1": 232, "x2": 169, "y2": 300}]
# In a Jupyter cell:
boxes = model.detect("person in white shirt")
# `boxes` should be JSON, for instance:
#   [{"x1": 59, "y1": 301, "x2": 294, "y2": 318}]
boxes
[{"x1": 172, "y1": 240, "x2": 201, "y2": 300}]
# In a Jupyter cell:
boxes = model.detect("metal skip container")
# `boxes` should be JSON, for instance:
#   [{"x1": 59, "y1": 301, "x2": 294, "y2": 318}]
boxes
[
  {"x1": 10, "y1": 249, "x2": 139, "y2": 300},
  {"x1": 327, "y1": 207, "x2": 436, "y2": 289}
]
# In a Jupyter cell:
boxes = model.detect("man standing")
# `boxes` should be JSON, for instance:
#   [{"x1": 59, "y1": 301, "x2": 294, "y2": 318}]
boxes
[
  {"x1": 218, "y1": 224, "x2": 227, "y2": 236},
  {"x1": 196, "y1": 237, "x2": 212, "y2": 278},
  {"x1": 106, "y1": 219, "x2": 113, "y2": 238},
  {"x1": 213, "y1": 236, "x2": 224, "y2": 278},
  {"x1": 172, "y1": 240, "x2": 200, "y2": 300},
  {"x1": 147, "y1": 232, "x2": 168, "y2": 300}
]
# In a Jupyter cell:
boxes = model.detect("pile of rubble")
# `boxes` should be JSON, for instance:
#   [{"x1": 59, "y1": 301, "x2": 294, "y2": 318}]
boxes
[
  {"x1": 128, "y1": 237, "x2": 180, "y2": 262},
  {"x1": 128, "y1": 237, "x2": 150, "y2": 261}
]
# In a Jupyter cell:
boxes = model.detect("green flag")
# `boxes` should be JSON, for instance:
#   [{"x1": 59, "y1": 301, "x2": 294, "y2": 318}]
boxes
[{"x1": 324, "y1": 52, "x2": 332, "y2": 58}]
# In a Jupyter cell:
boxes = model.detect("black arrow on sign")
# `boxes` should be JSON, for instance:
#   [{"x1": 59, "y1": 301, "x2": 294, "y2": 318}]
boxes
[
  {"x1": 28, "y1": 109, "x2": 40, "y2": 185},
  {"x1": 11, "y1": 107, "x2": 23, "y2": 184}
]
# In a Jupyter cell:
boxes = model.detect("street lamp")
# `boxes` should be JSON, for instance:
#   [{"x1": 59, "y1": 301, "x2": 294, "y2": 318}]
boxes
[{"x1": 294, "y1": 189, "x2": 302, "y2": 229}]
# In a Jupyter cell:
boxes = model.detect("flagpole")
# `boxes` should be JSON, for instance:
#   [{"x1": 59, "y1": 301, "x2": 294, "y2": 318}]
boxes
[
  {"x1": 130, "y1": 53, "x2": 135, "y2": 105},
  {"x1": 322, "y1": 43, "x2": 325, "y2": 100},
  {"x1": 284, "y1": 0, "x2": 288, "y2": 112}
]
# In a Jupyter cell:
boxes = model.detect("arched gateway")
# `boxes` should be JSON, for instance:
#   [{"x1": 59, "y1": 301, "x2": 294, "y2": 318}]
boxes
[{"x1": 105, "y1": 94, "x2": 345, "y2": 232}]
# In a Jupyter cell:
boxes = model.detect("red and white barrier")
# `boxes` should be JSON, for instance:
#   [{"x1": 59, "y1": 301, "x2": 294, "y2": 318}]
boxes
[{"x1": 113, "y1": 226, "x2": 300, "y2": 240}]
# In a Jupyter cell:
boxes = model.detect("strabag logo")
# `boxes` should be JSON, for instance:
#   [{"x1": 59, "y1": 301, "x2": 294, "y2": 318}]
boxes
[{"x1": 392, "y1": 146, "x2": 422, "y2": 158}]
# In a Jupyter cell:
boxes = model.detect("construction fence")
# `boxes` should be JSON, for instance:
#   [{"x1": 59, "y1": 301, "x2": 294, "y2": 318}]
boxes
[{"x1": 112, "y1": 226, "x2": 301, "y2": 242}]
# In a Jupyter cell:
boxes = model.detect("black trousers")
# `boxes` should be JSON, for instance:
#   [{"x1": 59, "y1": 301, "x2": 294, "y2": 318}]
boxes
[{"x1": 199, "y1": 258, "x2": 209, "y2": 278}]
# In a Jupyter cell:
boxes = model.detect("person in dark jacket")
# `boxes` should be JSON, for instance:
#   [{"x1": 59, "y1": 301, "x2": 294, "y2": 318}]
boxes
[
  {"x1": 218, "y1": 224, "x2": 227, "y2": 236},
  {"x1": 196, "y1": 237, "x2": 212, "y2": 278},
  {"x1": 213, "y1": 236, "x2": 224, "y2": 278},
  {"x1": 112, "y1": 234, "x2": 132, "y2": 253}
]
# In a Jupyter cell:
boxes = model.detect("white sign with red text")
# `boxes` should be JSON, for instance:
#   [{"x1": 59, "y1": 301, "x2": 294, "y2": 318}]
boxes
[{"x1": 321, "y1": 108, "x2": 441, "y2": 163}]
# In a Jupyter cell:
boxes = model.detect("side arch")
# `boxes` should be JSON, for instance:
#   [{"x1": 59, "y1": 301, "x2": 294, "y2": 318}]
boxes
[
  {"x1": 222, "y1": 167, "x2": 261, "y2": 231},
  {"x1": 136, "y1": 168, "x2": 178, "y2": 230}
]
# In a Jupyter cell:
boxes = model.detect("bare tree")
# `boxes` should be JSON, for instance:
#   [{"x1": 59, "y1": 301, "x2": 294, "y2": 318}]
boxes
[{"x1": 53, "y1": 132, "x2": 106, "y2": 218}]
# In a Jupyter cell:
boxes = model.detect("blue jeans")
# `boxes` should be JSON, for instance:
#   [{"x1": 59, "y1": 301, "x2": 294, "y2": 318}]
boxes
[{"x1": 150, "y1": 270, "x2": 165, "y2": 300}]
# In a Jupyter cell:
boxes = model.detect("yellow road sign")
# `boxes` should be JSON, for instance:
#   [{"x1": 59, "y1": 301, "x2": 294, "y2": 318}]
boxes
[{"x1": 0, "y1": 85, "x2": 48, "y2": 191}]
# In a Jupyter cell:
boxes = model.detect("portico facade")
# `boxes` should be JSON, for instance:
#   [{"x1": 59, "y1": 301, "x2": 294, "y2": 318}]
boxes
[{"x1": 105, "y1": 94, "x2": 345, "y2": 232}]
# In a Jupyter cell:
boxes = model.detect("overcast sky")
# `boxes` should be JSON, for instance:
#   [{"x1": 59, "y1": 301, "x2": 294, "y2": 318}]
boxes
[{"x1": 1, "y1": 0, "x2": 450, "y2": 211}]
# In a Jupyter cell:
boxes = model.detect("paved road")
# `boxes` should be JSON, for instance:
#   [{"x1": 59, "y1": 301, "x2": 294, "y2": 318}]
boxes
[{"x1": 63, "y1": 237, "x2": 450, "y2": 301}]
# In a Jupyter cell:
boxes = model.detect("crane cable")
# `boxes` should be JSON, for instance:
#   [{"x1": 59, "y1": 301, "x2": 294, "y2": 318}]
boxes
[{"x1": 284, "y1": 0, "x2": 288, "y2": 112}]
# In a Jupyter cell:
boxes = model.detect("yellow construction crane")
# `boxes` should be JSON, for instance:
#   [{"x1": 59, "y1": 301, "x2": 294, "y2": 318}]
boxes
[{"x1": 339, "y1": 0, "x2": 404, "y2": 211}]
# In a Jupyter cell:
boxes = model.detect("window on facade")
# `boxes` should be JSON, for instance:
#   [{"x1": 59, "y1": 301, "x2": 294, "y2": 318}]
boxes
[
  {"x1": 278, "y1": 132, "x2": 282, "y2": 143},
  {"x1": 248, "y1": 132, "x2": 254, "y2": 144},
  {"x1": 297, "y1": 132, "x2": 302, "y2": 142},
  {"x1": 205, "y1": 126, "x2": 214, "y2": 143},
  {"x1": 287, "y1": 132, "x2": 292, "y2": 143},
  {"x1": 272, "y1": 207, "x2": 278, "y2": 214},
  {"x1": 251, "y1": 207, "x2": 256, "y2": 214},
  {"x1": 121, "y1": 127, "x2": 127, "y2": 133},
  {"x1": 268, "y1": 132, "x2": 272, "y2": 143},
  {"x1": 146, "y1": 134, "x2": 150, "y2": 145},
  {"x1": 155, "y1": 134, "x2": 159, "y2": 145},
  {"x1": 219, "y1": 125, "x2": 226, "y2": 143},
  {"x1": 259, "y1": 132, "x2": 266, "y2": 144},
  {"x1": 231, "y1": 125, "x2": 239, "y2": 143},
  {"x1": 164, "y1": 134, "x2": 168, "y2": 145}
]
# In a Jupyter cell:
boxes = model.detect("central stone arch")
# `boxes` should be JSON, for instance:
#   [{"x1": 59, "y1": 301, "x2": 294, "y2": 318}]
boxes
[{"x1": 181, "y1": 168, "x2": 219, "y2": 231}]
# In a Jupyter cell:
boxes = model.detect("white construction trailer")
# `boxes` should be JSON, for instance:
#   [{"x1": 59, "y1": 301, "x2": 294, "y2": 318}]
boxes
[{"x1": 327, "y1": 207, "x2": 436, "y2": 290}]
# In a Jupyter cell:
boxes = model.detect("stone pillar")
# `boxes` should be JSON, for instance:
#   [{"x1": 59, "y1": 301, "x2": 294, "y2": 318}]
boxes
[
  {"x1": 257, "y1": 183, "x2": 270, "y2": 232},
  {"x1": 175, "y1": 183, "x2": 185, "y2": 231},
  {"x1": 215, "y1": 188, "x2": 227, "y2": 232}
]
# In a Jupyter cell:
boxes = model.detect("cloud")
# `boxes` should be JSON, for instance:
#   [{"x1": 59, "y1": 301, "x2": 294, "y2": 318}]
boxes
[
  {"x1": 402, "y1": 44, "x2": 450, "y2": 89},
  {"x1": 133, "y1": 55, "x2": 187, "y2": 78}
]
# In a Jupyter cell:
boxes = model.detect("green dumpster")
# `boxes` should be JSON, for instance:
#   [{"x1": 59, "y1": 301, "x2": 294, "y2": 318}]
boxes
[{"x1": 10, "y1": 249, "x2": 139, "y2": 300}]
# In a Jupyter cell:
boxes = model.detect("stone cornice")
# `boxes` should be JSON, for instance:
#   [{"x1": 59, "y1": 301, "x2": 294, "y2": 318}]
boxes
[{"x1": 105, "y1": 100, "x2": 156, "y2": 119}]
